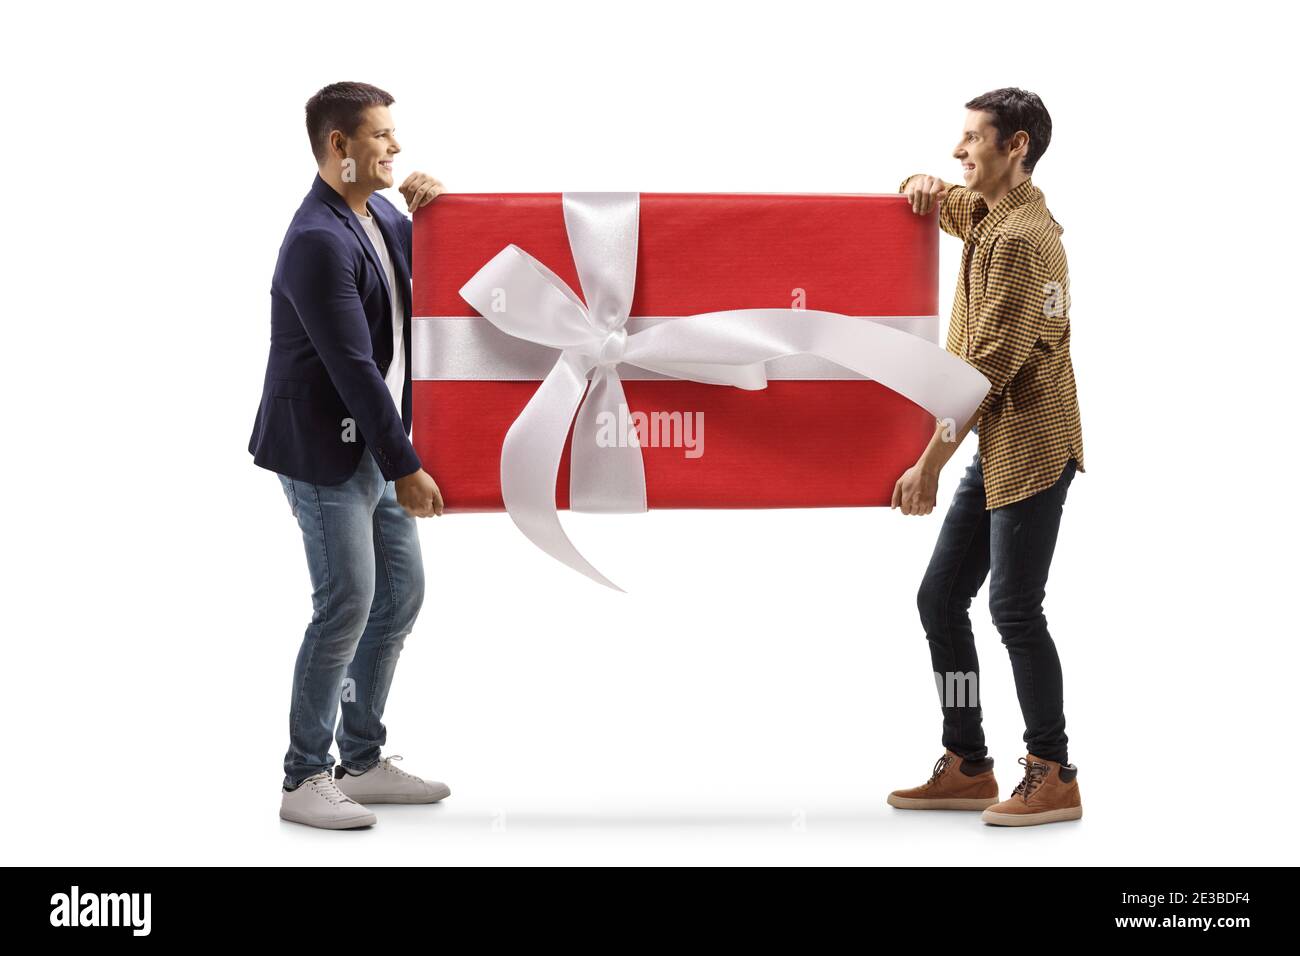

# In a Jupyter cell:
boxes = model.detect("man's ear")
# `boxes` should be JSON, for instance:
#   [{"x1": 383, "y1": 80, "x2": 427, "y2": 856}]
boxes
[
  {"x1": 1010, "y1": 130, "x2": 1029, "y2": 162},
  {"x1": 329, "y1": 129, "x2": 348, "y2": 159}
]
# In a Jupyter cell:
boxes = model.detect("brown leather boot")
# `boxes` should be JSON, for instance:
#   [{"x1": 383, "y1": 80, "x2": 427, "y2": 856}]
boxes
[
  {"x1": 981, "y1": 753, "x2": 1083, "y2": 826},
  {"x1": 887, "y1": 749, "x2": 999, "y2": 810}
]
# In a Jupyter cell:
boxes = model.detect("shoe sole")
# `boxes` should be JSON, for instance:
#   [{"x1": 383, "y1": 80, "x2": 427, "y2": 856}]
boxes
[
  {"x1": 981, "y1": 806, "x2": 1083, "y2": 826},
  {"x1": 279, "y1": 808, "x2": 377, "y2": 829},
  {"x1": 887, "y1": 794, "x2": 998, "y2": 810},
  {"x1": 335, "y1": 784, "x2": 451, "y2": 805}
]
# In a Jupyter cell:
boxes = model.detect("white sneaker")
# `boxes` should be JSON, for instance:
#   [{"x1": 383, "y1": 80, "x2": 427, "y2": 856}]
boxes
[
  {"x1": 280, "y1": 771, "x2": 377, "y2": 829},
  {"x1": 334, "y1": 754, "x2": 451, "y2": 804}
]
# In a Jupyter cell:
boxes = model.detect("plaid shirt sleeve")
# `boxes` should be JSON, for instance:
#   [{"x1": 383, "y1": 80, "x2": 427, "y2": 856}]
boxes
[
  {"x1": 899, "y1": 174, "x2": 979, "y2": 240},
  {"x1": 966, "y1": 236, "x2": 1054, "y2": 420}
]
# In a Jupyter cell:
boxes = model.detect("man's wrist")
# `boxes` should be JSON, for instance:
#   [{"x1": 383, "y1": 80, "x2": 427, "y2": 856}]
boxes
[{"x1": 916, "y1": 453, "x2": 942, "y2": 477}]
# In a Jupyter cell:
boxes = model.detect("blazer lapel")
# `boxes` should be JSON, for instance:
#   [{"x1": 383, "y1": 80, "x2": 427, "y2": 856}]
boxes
[{"x1": 310, "y1": 174, "x2": 390, "y2": 298}]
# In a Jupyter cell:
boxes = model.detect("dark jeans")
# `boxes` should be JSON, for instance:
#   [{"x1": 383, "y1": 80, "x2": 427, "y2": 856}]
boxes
[{"x1": 917, "y1": 450, "x2": 1077, "y2": 764}]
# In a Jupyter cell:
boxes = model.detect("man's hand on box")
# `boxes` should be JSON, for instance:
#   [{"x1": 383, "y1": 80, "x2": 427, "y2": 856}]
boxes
[
  {"x1": 903, "y1": 175, "x2": 948, "y2": 216},
  {"x1": 399, "y1": 172, "x2": 445, "y2": 214},
  {"x1": 891, "y1": 463, "x2": 938, "y2": 516},
  {"x1": 395, "y1": 468, "x2": 445, "y2": 517}
]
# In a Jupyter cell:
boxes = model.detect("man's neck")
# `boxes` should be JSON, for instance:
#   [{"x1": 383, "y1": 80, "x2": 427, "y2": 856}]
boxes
[
  {"x1": 318, "y1": 167, "x2": 373, "y2": 217},
  {"x1": 980, "y1": 171, "x2": 1031, "y2": 211}
]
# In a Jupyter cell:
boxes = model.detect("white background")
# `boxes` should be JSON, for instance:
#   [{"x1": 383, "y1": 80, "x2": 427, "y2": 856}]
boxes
[{"x1": 4, "y1": 0, "x2": 1296, "y2": 865}]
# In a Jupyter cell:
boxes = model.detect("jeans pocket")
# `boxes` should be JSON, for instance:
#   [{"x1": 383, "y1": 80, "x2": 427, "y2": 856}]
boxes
[{"x1": 278, "y1": 475, "x2": 299, "y2": 518}]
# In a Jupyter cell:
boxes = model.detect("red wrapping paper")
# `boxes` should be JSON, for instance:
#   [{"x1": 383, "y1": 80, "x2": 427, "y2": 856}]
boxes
[{"x1": 412, "y1": 193, "x2": 938, "y2": 512}]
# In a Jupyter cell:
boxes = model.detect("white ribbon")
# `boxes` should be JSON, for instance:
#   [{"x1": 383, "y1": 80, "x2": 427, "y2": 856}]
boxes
[
  {"x1": 458, "y1": 192, "x2": 991, "y2": 591},
  {"x1": 413, "y1": 314, "x2": 943, "y2": 380}
]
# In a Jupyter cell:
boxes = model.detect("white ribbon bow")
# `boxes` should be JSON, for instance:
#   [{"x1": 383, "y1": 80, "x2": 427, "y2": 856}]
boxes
[{"x1": 458, "y1": 192, "x2": 990, "y2": 591}]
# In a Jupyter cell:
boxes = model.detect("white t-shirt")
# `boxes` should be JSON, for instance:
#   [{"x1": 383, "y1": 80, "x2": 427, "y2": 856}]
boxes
[{"x1": 356, "y1": 209, "x2": 406, "y2": 416}]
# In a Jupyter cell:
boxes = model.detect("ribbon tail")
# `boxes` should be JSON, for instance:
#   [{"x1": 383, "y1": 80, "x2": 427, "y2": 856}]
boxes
[
  {"x1": 625, "y1": 309, "x2": 991, "y2": 424},
  {"x1": 500, "y1": 352, "x2": 627, "y2": 592},
  {"x1": 570, "y1": 367, "x2": 648, "y2": 513}
]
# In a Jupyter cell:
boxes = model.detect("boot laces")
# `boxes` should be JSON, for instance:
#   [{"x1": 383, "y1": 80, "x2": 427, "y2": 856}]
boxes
[
  {"x1": 1012, "y1": 757, "x2": 1049, "y2": 801},
  {"x1": 924, "y1": 752, "x2": 954, "y2": 788}
]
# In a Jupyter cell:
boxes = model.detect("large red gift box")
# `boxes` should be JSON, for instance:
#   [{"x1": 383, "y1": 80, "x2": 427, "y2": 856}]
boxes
[{"x1": 411, "y1": 193, "x2": 939, "y2": 512}]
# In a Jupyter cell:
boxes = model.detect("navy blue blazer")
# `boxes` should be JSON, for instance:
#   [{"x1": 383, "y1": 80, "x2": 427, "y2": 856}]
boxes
[{"x1": 249, "y1": 173, "x2": 423, "y2": 484}]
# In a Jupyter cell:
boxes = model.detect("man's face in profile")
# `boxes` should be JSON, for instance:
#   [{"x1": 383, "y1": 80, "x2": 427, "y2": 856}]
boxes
[
  {"x1": 337, "y1": 104, "x2": 401, "y2": 191},
  {"x1": 953, "y1": 109, "x2": 1019, "y2": 193}
]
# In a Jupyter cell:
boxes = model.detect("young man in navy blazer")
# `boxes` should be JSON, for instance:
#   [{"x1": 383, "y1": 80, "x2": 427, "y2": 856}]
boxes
[{"x1": 249, "y1": 81, "x2": 448, "y2": 830}]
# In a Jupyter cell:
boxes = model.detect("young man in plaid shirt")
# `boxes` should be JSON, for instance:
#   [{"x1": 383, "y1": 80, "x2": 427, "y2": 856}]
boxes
[{"x1": 887, "y1": 88, "x2": 1087, "y2": 827}]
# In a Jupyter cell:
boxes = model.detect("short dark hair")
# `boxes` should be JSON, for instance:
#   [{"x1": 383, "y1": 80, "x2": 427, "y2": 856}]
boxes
[
  {"x1": 305, "y1": 81, "x2": 395, "y2": 164},
  {"x1": 964, "y1": 88, "x2": 1052, "y2": 175}
]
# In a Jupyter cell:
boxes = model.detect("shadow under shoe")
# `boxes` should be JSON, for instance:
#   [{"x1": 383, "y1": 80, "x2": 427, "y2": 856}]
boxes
[
  {"x1": 981, "y1": 754, "x2": 1083, "y2": 827},
  {"x1": 887, "y1": 749, "x2": 999, "y2": 810}
]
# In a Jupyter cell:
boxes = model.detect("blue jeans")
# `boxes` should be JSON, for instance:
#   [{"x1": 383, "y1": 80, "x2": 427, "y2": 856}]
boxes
[
  {"x1": 276, "y1": 449, "x2": 425, "y2": 789},
  {"x1": 917, "y1": 450, "x2": 1077, "y2": 764}
]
